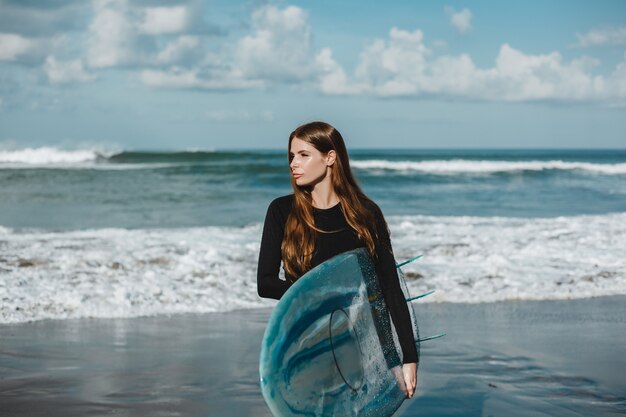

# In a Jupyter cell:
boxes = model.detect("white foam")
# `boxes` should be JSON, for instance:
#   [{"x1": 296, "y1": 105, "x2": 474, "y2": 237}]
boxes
[
  {"x1": 0, "y1": 147, "x2": 111, "y2": 164},
  {"x1": 0, "y1": 147, "x2": 186, "y2": 170},
  {"x1": 390, "y1": 212, "x2": 626, "y2": 304},
  {"x1": 1, "y1": 212, "x2": 625, "y2": 324},
  {"x1": 0, "y1": 225, "x2": 268, "y2": 324},
  {"x1": 351, "y1": 159, "x2": 626, "y2": 175},
  {"x1": 0, "y1": 147, "x2": 217, "y2": 170}
]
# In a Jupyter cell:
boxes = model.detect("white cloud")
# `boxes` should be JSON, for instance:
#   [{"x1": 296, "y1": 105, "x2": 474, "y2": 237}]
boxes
[
  {"x1": 44, "y1": 56, "x2": 96, "y2": 84},
  {"x1": 87, "y1": 0, "x2": 135, "y2": 68},
  {"x1": 445, "y1": 7, "x2": 472, "y2": 34},
  {"x1": 354, "y1": 27, "x2": 430, "y2": 95},
  {"x1": 84, "y1": 1, "x2": 203, "y2": 68},
  {"x1": 139, "y1": 4, "x2": 323, "y2": 91},
  {"x1": 316, "y1": 48, "x2": 365, "y2": 95},
  {"x1": 426, "y1": 53, "x2": 481, "y2": 96},
  {"x1": 139, "y1": 6, "x2": 190, "y2": 35},
  {"x1": 0, "y1": 33, "x2": 34, "y2": 61},
  {"x1": 71, "y1": 1, "x2": 625, "y2": 104},
  {"x1": 575, "y1": 27, "x2": 626, "y2": 47},
  {"x1": 318, "y1": 27, "x2": 432, "y2": 96},
  {"x1": 155, "y1": 35, "x2": 199, "y2": 65},
  {"x1": 485, "y1": 44, "x2": 605, "y2": 101},
  {"x1": 319, "y1": 27, "x2": 626, "y2": 103},
  {"x1": 235, "y1": 5, "x2": 316, "y2": 83}
]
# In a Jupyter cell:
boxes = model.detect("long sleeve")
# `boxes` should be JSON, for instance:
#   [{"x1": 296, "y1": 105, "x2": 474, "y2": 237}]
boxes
[
  {"x1": 257, "y1": 199, "x2": 291, "y2": 300},
  {"x1": 371, "y1": 204, "x2": 419, "y2": 364}
]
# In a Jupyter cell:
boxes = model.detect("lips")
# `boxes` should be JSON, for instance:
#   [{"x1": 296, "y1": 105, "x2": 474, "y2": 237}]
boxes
[{"x1": 292, "y1": 173, "x2": 303, "y2": 178}]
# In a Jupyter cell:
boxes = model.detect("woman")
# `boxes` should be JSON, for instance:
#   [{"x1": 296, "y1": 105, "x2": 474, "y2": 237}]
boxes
[{"x1": 257, "y1": 121, "x2": 418, "y2": 399}]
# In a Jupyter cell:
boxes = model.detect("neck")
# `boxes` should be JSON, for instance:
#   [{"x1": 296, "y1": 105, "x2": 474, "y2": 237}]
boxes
[{"x1": 310, "y1": 173, "x2": 338, "y2": 209}]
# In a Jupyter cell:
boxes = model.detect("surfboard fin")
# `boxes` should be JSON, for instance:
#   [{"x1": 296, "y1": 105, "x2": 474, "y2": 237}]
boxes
[
  {"x1": 416, "y1": 332, "x2": 446, "y2": 343},
  {"x1": 396, "y1": 255, "x2": 422, "y2": 268},
  {"x1": 406, "y1": 290, "x2": 435, "y2": 302}
]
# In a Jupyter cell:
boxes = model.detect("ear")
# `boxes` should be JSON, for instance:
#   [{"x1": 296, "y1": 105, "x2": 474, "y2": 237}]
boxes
[{"x1": 326, "y1": 150, "x2": 336, "y2": 166}]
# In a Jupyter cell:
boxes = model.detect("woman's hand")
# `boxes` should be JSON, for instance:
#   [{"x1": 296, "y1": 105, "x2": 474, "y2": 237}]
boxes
[{"x1": 402, "y1": 362, "x2": 417, "y2": 399}]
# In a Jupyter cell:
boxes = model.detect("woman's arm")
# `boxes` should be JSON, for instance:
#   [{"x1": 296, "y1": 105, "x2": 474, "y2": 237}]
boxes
[
  {"x1": 257, "y1": 199, "x2": 291, "y2": 300},
  {"x1": 371, "y1": 203, "x2": 419, "y2": 365}
]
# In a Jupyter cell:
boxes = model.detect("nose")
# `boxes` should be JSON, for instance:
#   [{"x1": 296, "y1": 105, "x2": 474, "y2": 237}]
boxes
[{"x1": 290, "y1": 158, "x2": 299, "y2": 170}]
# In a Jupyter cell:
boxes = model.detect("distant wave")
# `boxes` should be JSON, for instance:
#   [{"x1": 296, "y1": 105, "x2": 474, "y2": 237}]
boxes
[
  {"x1": 2, "y1": 148, "x2": 626, "y2": 175},
  {"x1": 0, "y1": 147, "x2": 110, "y2": 164},
  {"x1": 351, "y1": 159, "x2": 626, "y2": 175},
  {"x1": 0, "y1": 147, "x2": 223, "y2": 168},
  {"x1": 107, "y1": 150, "x2": 218, "y2": 164}
]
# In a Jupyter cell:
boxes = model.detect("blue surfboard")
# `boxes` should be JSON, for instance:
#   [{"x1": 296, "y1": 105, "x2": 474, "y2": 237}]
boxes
[{"x1": 259, "y1": 248, "x2": 423, "y2": 417}]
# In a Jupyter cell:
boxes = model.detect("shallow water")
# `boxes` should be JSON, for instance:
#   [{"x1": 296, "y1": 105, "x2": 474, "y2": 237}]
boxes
[{"x1": 0, "y1": 296, "x2": 624, "y2": 417}]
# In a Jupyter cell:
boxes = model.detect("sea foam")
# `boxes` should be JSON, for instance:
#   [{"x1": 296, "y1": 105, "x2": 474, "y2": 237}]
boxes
[
  {"x1": 0, "y1": 147, "x2": 181, "y2": 170},
  {"x1": 0, "y1": 147, "x2": 111, "y2": 164},
  {"x1": 1, "y1": 212, "x2": 624, "y2": 323},
  {"x1": 351, "y1": 159, "x2": 626, "y2": 175}
]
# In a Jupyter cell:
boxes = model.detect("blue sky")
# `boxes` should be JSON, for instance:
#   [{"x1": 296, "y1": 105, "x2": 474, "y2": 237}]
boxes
[{"x1": 0, "y1": 0, "x2": 625, "y2": 150}]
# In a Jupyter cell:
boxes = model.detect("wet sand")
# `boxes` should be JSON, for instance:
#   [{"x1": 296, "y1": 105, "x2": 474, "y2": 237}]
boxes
[{"x1": 1, "y1": 296, "x2": 624, "y2": 417}]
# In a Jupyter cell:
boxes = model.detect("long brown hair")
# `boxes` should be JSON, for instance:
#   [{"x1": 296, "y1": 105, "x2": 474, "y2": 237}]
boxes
[{"x1": 282, "y1": 121, "x2": 381, "y2": 279}]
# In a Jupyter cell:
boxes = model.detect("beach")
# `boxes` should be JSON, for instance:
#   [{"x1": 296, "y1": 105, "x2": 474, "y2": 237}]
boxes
[
  {"x1": 1, "y1": 296, "x2": 624, "y2": 417},
  {"x1": 3, "y1": 0, "x2": 626, "y2": 413},
  {"x1": 1, "y1": 148, "x2": 625, "y2": 416}
]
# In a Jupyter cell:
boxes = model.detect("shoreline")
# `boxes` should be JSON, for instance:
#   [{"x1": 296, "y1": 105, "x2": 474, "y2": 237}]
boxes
[{"x1": 3, "y1": 291, "x2": 626, "y2": 326}]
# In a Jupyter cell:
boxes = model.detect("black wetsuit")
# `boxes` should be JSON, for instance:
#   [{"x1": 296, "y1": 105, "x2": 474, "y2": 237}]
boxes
[{"x1": 256, "y1": 194, "x2": 418, "y2": 364}]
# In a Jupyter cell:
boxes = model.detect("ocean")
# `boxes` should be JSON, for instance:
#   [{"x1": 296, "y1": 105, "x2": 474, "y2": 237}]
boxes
[{"x1": 1, "y1": 147, "x2": 625, "y2": 323}]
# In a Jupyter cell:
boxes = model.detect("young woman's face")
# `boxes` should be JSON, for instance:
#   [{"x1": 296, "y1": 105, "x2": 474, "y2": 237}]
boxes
[{"x1": 289, "y1": 138, "x2": 334, "y2": 187}]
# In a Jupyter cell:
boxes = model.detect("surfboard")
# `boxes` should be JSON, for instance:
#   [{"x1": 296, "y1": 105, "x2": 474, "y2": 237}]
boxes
[{"x1": 259, "y1": 247, "x2": 424, "y2": 417}]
